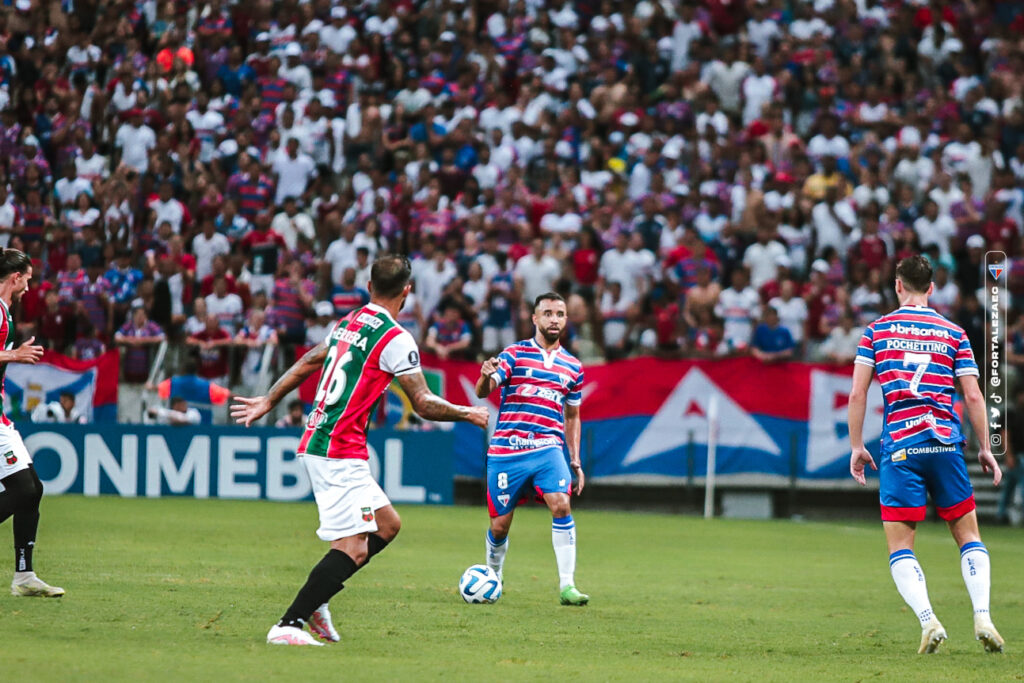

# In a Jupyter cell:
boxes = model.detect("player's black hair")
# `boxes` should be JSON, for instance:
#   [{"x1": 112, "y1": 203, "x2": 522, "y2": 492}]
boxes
[
  {"x1": 0, "y1": 248, "x2": 31, "y2": 280},
  {"x1": 370, "y1": 254, "x2": 412, "y2": 299},
  {"x1": 534, "y1": 292, "x2": 566, "y2": 310},
  {"x1": 895, "y1": 255, "x2": 932, "y2": 294}
]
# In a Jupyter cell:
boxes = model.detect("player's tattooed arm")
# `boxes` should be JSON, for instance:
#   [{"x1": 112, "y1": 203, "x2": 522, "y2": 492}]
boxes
[
  {"x1": 266, "y1": 342, "x2": 329, "y2": 407},
  {"x1": 399, "y1": 372, "x2": 489, "y2": 428},
  {"x1": 475, "y1": 357, "x2": 499, "y2": 398},
  {"x1": 231, "y1": 342, "x2": 328, "y2": 427}
]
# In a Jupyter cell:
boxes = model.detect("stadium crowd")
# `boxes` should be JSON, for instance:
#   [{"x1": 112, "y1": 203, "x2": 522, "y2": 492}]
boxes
[{"x1": 0, "y1": 0, "x2": 1021, "y2": 381}]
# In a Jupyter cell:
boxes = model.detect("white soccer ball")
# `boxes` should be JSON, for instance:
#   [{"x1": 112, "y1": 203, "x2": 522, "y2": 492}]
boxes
[{"x1": 459, "y1": 564, "x2": 502, "y2": 604}]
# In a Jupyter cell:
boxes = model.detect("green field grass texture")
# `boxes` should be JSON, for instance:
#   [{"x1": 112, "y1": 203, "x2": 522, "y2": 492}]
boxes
[{"x1": 0, "y1": 497, "x2": 1020, "y2": 681}]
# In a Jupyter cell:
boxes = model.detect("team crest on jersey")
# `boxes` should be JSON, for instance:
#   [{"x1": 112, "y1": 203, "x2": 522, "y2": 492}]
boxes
[
  {"x1": 3, "y1": 451, "x2": 15, "y2": 465},
  {"x1": 361, "y1": 507, "x2": 374, "y2": 522},
  {"x1": 891, "y1": 449, "x2": 907, "y2": 462},
  {"x1": 497, "y1": 494, "x2": 511, "y2": 507},
  {"x1": 307, "y1": 409, "x2": 327, "y2": 429}
]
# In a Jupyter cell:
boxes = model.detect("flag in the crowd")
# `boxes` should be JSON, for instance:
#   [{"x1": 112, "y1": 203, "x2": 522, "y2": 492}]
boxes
[{"x1": 4, "y1": 350, "x2": 120, "y2": 422}]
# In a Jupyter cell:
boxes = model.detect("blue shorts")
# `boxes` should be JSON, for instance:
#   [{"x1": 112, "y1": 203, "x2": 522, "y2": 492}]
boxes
[
  {"x1": 486, "y1": 447, "x2": 571, "y2": 518},
  {"x1": 878, "y1": 439, "x2": 975, "y2": 522}
]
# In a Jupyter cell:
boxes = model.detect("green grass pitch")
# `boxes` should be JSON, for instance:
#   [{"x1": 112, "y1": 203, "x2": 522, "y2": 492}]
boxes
[{"x1": 1, "y1": 496, "x2": 1021, "y2": 681}]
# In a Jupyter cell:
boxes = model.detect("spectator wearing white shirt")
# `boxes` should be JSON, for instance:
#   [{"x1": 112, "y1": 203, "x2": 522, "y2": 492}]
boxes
[
  {"x1": 714, "y1": 269, "x2": 761, "y2": 351},
  {"x1": 147, "y1": 180, "x2": 189, "y2": 234},
  {"x1": 279, "y1": 43, "x2": 313, "y2": 95},
  {"x1": 852, "y1": 168, "x2": 890, "y2": 210},
  {"x1": 819, "y1": 311, "x2": 862, "y2": 363},
  {"x1": 205, "y1": 276, "x2": 245, "y2": 335},
  {"x1": 323, "y1": 222, "x2": 359, "y2": 284},
  {"x1": 893, "y1": 144, "x2": 936, "y2": 195},
  {"x1": 539, "y1": 195, "x2": 582, "y2": 238},
  {"x1": 811, "y1": 186, "x2": 859, "y2": 257},
  {"x1": 74, "y1": 138, "x2": 108, "y2": 184},
  {"x1": 320, "y1": 7, "x2": 357, "y2": 53},
  {"x1": 769, "y1": 279, "x2": 809, "y2": 344},
  {"x1": 741, "y1": 57, "x2": 776, "y2": 126},
  {"x1": 703, "y1": 43, "x2": 750, "y2": 116},
  {"x1": 146, "y1": 397, "x2": 202, "y2": 426},
  {"x1": 746, "y1": 3, "x2": 781, "y2": 58},
  {"x1": 31, "y1": 392, "x2": 87, "y2": 424},
  {"x1": 271, "y1": 197, "x2": 315, "y2": 252},
  {"x1": 671, "y1": 4, "x2": 703, "y2": 70},
  {"x1": 514, "y1": 238, "x2": 562, "y2": 308},
  {"x1": 0, "y1": 184, "x2": 20, "y2": 248},
  {"x1": 415, "y1": 248, "x2": 458, "y2": 320},
  {"x1": 913, "y1": 200, "x2": 957, "y2": 259},
  {"x1": 928, "y1": 172, "x2": 964, "y2": 217},
  {"x1": 54, "y1": 161, "x2": 92, "y2": 208},
  {"x1": 930, "y1": 264, "x2": 960, "y2": 317},
  {"x1": 628, "y1": 149, "x2": 658, "y2": 201},
  {"x1": 272, "y1": 137, "x2": 317, "y2": 206},
  {"x1": 695, "y1": 96, "x2": 730, "y2": 139},
  {"x1": 192, "y1": 219, "x2": 232, "y2": 282},
  {"x1": 743, "y1": 227, "x2": 788, "y2": 289},
  {"x1": 114, "y1": 109, "x2": 156, "y2": 173}
]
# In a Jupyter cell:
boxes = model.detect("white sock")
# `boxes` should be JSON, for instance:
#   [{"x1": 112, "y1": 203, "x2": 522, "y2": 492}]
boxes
[
  {"x1": 551, "y1": 516, "x2": 576, "y2": 590},
  {"x1": 12, "y1": 571, "x2": 35, "y2": 583},
  {"x1": 889, "y1": 550, "x2": 935, "y2": 627},
  {"x1": 486, "y1": 530, "x2": 508, "y2": 578},
  {"x1": 960, "y1": 542, "x2": 991, "y2": 620}
]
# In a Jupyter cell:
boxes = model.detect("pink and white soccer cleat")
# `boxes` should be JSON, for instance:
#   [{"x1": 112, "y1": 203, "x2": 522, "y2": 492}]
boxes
[
  {"x1": 308, "y1": 603, "x2": 341, "y2": 642},
  {"x1": 266, "y1": 624, "x2": 324, "y2": 646}
]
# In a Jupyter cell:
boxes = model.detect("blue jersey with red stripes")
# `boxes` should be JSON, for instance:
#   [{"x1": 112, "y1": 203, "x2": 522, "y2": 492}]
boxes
[
  {"x1": 855, "y1": 305, "x2": 978, "y2": 451},
  {"x1": 489, "y1": 339, "x2": 583, "y2": 457}
]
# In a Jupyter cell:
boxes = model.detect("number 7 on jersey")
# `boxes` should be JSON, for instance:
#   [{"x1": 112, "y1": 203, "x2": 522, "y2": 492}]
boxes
[{"x1": 902, "y1": 352, "x2": 931, "y2": 397}]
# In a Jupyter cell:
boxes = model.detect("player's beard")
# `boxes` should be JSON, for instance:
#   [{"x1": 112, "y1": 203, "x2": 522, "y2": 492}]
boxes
[{"x1": 540, "y1": 326, "x2": 562, "y2": 344}]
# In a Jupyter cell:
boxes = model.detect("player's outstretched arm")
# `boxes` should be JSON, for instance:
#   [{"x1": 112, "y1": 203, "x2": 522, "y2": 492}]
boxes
[
  {"x1": 475, "y1": 357, "x2": 499, "y2": 398},
  {"x1": 231, "y1": 342, "x2": 328, "y2": 427},
  {"x1": 0, "y1": 336, "x2": 43, "y2": 365},
  {"x1": 958, "y1": 374, "x2": 1002, "y2": 486},
  {"x1": 398, "y1": 371, "x2": 489, "y2": 428},
  {"x1": 848, "y1": 363, "x2": 877, "y2": 485}
]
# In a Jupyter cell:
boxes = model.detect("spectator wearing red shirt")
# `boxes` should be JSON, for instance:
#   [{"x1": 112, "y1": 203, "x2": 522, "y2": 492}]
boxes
[
  {"x1": 37, "y1": 290, "x2": 72, "y2": 352},
  {"x1": 240, "y1": 213, "x2": 288, "y2": 295},
  {"x1": 572, "y1": 227, "x2": 601, "y2": 295},
  {"x1": 187, "y1": 314, "x2": 233, "y2": 385},
  {"x1": 849, "y1": 213, "x2": 890, "y2": 273},
  {"x1": 802, "y1": 261, "x2": 837, "y2": 343},
  {"x1": 983, "y1": 202, "x2": 1018, "y2": 254}
]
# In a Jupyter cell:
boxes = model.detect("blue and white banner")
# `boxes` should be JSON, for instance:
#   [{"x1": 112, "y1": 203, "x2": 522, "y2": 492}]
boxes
[{"x1": 20, "y1": 424, "x2": 455, "y2": 504}]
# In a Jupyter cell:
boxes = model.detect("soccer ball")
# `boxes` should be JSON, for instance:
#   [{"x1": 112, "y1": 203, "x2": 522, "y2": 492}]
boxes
[{"x1": 458, "y1": 564, "x2": 502, "y2": 604}]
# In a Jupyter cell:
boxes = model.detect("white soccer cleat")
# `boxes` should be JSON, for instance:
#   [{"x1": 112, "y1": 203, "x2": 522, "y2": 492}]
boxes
[
  {"x1": 267, "y1": 624, "x2": 324, "y2": 646},
  {"x1": 918, "y1": 618, "x2": 947, "y2": 654},
  {"x1": 974, "y1": 617, "x2": 1005, "y2": 653},
  {"x1": 11, "y1": 574, "x2": 65, "y2": 598},
  {"x1": 308, "y1": 604, "x2": 340, "y2": 642}
]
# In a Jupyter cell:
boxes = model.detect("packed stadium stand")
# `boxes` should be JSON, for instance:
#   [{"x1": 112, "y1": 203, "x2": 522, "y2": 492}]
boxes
[{"x1": 0, "y1": 0, "x2": 1021, "y2": 405}]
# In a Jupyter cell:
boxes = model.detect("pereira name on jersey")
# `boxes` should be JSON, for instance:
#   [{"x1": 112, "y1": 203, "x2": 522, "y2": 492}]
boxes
[
  {"x1": 299, "y1": 304, "x2": 420, "y2": 460},
  {"x1": 855, "y1": 305, "x2": 977, "y2": 450},
  {"x1": 488, "y1": 339, "x2": 583, "y2": 457}
]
